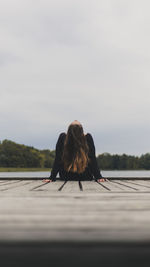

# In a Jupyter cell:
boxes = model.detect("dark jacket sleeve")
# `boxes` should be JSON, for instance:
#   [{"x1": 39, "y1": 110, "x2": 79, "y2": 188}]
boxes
[
  {"x1": 87, "y1": 133, "x2": 103, "y2": 180},
  {"x1": 49, "y1": 133, "x2": 65, "y2": 181}
]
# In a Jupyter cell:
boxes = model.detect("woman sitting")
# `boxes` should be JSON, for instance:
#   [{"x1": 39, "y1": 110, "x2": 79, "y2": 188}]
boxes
[{"x1": 43, "y1": 120, "x2": 106, "y2": 182}]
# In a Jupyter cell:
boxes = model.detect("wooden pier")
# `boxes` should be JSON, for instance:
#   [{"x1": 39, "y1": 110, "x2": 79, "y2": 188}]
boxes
[{"x1": 1, "y1": 177, "x2": 150, "y2": 266}]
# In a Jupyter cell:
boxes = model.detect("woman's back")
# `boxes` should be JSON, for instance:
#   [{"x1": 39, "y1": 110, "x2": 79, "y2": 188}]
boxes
[
  {"x1": 49, "y1": 131, "x2": 103, "y2": 181},
  {"x1": 43, "y1": 120, "x2": 105, "y2": 182}
]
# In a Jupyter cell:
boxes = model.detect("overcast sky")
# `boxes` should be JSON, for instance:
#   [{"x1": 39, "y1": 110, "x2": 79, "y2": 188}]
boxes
[{"x1": 0, "y1": 0, "x2": 150, "y2": 155}]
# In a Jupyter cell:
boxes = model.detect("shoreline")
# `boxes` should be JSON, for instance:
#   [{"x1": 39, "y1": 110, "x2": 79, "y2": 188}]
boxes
[
  {"x1": 0, "y1": 168, "x2": 150, "y2": 173},
  {"x1": 0, "y1": 168, "x2": 51, "y2": 172}
]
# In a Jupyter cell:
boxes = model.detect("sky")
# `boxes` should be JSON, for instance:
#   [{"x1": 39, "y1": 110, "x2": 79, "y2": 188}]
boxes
[{"x1": 0, "y1": 0, "x2": 150, "y2": 155}]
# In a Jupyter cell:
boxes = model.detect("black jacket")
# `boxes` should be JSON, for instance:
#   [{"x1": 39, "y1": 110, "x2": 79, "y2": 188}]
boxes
[{"x1": 50, "y1": 132, "x2": 103, "y2": 181}]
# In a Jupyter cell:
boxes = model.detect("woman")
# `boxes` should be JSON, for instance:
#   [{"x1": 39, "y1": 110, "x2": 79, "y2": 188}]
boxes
[{"x1": 43, "y1": 120, "x2": 106, "y2": 182}]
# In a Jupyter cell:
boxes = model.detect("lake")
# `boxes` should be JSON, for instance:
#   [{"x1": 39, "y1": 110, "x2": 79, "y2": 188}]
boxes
[{"x1": 0, "y1": 170, "x2": 150, "y2": 178}]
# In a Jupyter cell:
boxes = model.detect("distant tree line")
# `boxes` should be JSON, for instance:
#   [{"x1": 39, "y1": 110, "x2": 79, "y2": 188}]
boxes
[
  {"x1": 97, "y1": 153, "x2": 150, "y2": 170},
  {"x1": 0, "y1": 139, "x2": 150, "y2": 170},
  {"x1": 0, "y1": 140, "x2": 55, "y2": 168}
]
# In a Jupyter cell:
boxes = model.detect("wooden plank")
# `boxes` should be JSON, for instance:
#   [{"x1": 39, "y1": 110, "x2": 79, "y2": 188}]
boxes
[
  {"x1": 30, "y1": 181, "x2": 66, "y2": 192},
  {"x1": 5, "y1": 181, "x2": 65, "y2": 195},
  {"x1": 0, "y1": 181, "x2": 48, "y2": 196},
  {"x1": 0, "y1": 180, "x2": 21, "y2": 187},
  {"x1": 0, "y1": 180, "x2": 10, "y2": 184},
  {"x1": 60, "y1": 181, "x2": 80, "y2": 192},
  {"x1": 1, "y1": 193, "x2": 150, "y2": 214},
  {"x1": 102, "y1": 180, "x2": 126, "y2": 191},
  {"x1": 30, "y1": 181, "x2": 52, "y2": 191},
  {"x1": 124, "y1": 180, "x2": 150, "y2": 188},
  {"x1": 3, "y1": 181, "x2": 36, "y2": 192},
  {"x1": 0, "y1": 194, "x2": 150, "y2": 242},
  {"x1": 0, "y1": 180, "x2": 22, "y2": 191},
  {"x1": 110, "y1": 180, "x2": 139, "y2": 191},
  {"x1": 122, "y1": 180, "x2": 150, "y2": 191},
  {"x1": 81, "y1": 181, "x2": 108, "y2": 192}
]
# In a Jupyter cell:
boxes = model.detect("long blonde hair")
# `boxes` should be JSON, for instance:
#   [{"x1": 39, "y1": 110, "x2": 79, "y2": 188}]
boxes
[{"x1": 62, "y1": 124, "x2": 89, "y2": 173}]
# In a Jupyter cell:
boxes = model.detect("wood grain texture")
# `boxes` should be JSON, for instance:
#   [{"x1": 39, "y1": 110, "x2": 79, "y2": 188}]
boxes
[{"x1": 0, "y1": 179, "x2": 150, "y2": 244}]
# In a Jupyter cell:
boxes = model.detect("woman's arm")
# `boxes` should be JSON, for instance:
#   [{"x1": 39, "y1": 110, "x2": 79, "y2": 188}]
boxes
[
  {"x1": 43, "y1": 133, "x2": 65, "y2": 182},
  {"x1": 87, "y1": 133, "x2": 104, "y2": 181}
]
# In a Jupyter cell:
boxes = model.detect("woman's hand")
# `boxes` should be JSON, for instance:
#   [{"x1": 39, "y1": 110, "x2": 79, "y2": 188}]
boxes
[
  {"x1": 97, "y1": 178, "x2": 107, "y2": 182},
  {"x1": 42, "y1": 179, "x2": 53, "y2": 183}
]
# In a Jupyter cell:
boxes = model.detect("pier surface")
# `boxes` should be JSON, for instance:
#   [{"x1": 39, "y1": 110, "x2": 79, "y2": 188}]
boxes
[{"x1": 1, "y1": 177, "x2": 150, "y2": 266}]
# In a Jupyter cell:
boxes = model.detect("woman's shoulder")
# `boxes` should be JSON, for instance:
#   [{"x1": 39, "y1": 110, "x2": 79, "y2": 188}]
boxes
[
  {"x1": 59, "y1": 132, "x2": 66, "y2": 137},
  {"x1": 85, "y1": 132, "x2": 94, "y2": 143},
  {"x1": 56, "y1": 132, "x2": 66, "y2": 146},
  {"x1": 85, "y1": 132, "x2": 93, "y2": 139},
  {"x1": 58, "y1": 132, "x2": 66, "y2": 140}
]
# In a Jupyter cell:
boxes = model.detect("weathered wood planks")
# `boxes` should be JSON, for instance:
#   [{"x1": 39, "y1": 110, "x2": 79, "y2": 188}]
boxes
[
  {"x1": 1, "y1": 178, "x2": 150, "y2": 266},
  {"x1": 1, "y1": 178, "x2": 150, "y2": 193},
  {"x1": 0, "y1": 179, "x2": 150, "y2": 243}
]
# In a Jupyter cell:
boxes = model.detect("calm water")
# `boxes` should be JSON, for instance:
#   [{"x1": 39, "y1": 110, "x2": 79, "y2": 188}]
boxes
[{"x1": 0, "y1": 170, "x2": 150, "y2": 178}]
